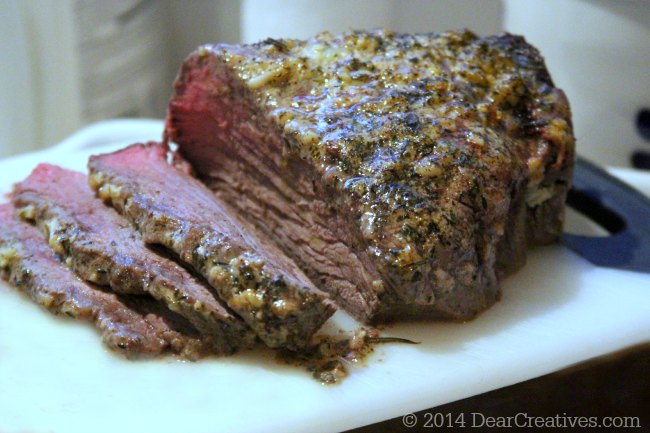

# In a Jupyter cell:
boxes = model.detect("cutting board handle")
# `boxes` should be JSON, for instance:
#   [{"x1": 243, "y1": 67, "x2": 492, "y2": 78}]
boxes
[{"x1": 562, "y1": 157, "x2": 650, "y2": 273}]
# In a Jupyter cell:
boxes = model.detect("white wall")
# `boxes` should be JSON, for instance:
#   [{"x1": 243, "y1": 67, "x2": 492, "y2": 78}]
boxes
[
  {"x1": 241, "y1": 0, "x2": 503, "y2": 43},
  {"x1": 503, "y1": 0, "x2": 650, "y2": 167},
  {"x1": 0, "y1": 0, "x2": 38, "y2": 156},
  {"x1": 1, "y1": 0, "x2": 83, "y2": 157},
  {"x1": 0, "y1": 0, "x2": 505, "y2": 158},
  {"x1": 166, "y1": 0, "x2": 241, "y2": 80}
]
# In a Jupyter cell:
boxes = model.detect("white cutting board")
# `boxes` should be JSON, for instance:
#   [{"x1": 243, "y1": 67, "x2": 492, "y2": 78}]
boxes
[{"x1": 1, "y1": 120, "x2": 649, "y2": 433}]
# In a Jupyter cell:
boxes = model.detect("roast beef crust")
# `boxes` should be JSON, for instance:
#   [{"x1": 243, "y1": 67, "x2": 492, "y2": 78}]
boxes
[
  {"x1": 88, "y1": 143, "x2": 335, "y2": 350},
  {"x1": 12, "y1": 164, "x2": 254, "y2": 354},
  {"x1": 166, "y1": 29, "x2": 575, "y2": 322},
  {"x1": 0, "y1": 204, "x2": 216, "y2": 359}
]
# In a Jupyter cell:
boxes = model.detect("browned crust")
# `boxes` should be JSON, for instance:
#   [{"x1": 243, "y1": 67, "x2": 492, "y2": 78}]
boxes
[
  {"x1": 166, "y1": 30, "x2": 575, "y2": 323},
  {"x1": 88, "y1": 143, "x2": 336, "y2": 350},
  {"x1": 0, "y1": 203, "x2": 217, "y2": 359},
  {"x1": 12, "y1": 164, "x2": 254, "y2": 354}
]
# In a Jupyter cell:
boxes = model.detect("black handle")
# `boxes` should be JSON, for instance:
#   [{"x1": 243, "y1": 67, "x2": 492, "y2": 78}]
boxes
[
  {"x1": 562, "y1": 157, "x2": 650, "y2": 273},
  {"x1": 636, "y1": 108, "x2": 650, "y2": 141}
]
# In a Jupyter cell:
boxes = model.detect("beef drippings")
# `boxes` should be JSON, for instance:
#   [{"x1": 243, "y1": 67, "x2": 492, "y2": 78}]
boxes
[{"x1": 278, "y1": 328, "x2": 418, "y2": 385}]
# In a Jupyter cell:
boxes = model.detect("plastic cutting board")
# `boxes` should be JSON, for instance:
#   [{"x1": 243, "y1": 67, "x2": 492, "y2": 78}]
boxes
[{"x1": 1, "y1": 120, "x2": 649, "y2": 433}]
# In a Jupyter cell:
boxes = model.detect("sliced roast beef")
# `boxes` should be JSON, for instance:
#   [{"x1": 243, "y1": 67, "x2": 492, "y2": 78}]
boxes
[
  {"x1": 88, "y1": 143, "x2": 335, "y2": 350},
  {"x1": 165, "y1": 30, "x2": 575, "y2": 322},
  {"x1": 0, "y1": 203, "x2": 214, "y2": 359},
  {"x1": 13, "y1": 164, "x2": 254, "y2": 353}
]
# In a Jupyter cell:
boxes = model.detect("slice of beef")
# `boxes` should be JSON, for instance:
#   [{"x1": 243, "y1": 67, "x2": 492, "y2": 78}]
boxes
[
  {"x1": 164, "y1": 29, "x2": 575, "y2": 322},
  {"x1": 88, "y1": 143, "x2": 335, "y2": 350},
  {"x1": 0, "y1": 203, "x2": 213, "y2": 359},
  {"x1": 12, "y1": 164, "x2": 254, "y2": 354}
]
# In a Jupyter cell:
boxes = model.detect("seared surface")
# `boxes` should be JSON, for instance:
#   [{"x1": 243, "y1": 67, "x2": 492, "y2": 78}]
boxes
[
  {"x1": 166, "y1": 29, "x2": 575, "y2": 322},
  {"x1": 13, "y1": 164, "x2": 253, "y2": 354},
  {"x1": 0, "y1": 203, "x2": 212, "y2": 359},
  {"x1": 88, "y1": 143, "x2": 335, "y2": 350}
]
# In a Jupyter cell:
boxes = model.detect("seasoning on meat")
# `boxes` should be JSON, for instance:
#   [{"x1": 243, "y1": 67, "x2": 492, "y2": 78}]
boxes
[
  {"x1": 166, "y1": 29, "x2": 575, "y2": 322},
  {"x1": 13, "y1": 164, "x2": 254, "y2": 354},
  {"x1": 0, "y1": 203, "x2": 214, "y2": 359},
  {"x1": 88, "y1": 143, "x2": 336, "y2": 350}
]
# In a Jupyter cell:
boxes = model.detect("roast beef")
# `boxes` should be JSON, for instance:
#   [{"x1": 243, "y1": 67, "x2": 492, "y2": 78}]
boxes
[
  {"x1": 13, "y1": 164, "x2": 254, "y2": 353},
  {"x1": 88, "y1": 143, "x2": 335, "y2": 350},
  {"x1": 0, "y1": 203, "x2": 213, "y2": 359},
  {"x1": 165, "y1": 29, "x2": 575, "y2": 322}
]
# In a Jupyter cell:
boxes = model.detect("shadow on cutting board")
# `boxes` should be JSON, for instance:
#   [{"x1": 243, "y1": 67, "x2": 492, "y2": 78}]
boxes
[
  {"x1": 384, "y1": 244, "x2": 585, "y2": 355},
  {"x1": 347, "y1": 342, "x2": 650, "y2": 433}
]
